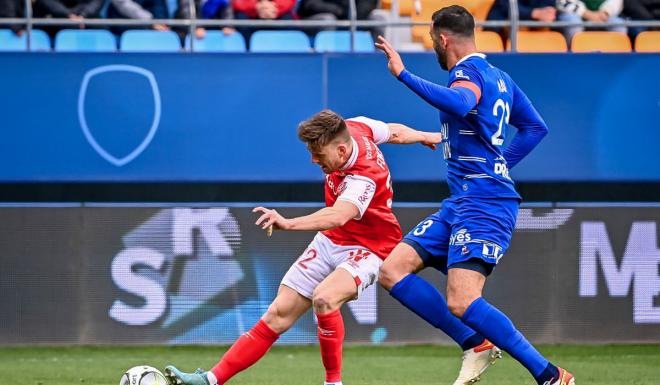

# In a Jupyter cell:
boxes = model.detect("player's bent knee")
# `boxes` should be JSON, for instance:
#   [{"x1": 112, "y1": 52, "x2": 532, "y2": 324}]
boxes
[
  {"x1": 262, "y1": 302, "x2": 294, "y2": 334},
  {"x1": 312, "y1": 288, "x2": 339, "y2": 314},
  {"x1": 446, "y1": 297, "x2": 470, "y2": 318},
  {"x1": 378, "y1": 264, "x2": 400, "y2": 291}
]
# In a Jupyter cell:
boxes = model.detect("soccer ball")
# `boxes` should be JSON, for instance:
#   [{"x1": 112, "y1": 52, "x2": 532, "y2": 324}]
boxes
[{"x1": 119, "y1": 365, "x2": 168, "y2": 385}]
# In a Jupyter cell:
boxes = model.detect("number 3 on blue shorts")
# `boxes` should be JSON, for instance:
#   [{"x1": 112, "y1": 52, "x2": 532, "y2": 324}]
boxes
[{"x1": 413, "y1": 220, "x2": 433, "y2": 236}]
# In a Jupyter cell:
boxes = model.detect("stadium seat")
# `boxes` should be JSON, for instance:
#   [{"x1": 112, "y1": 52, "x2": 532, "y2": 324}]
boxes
[
  {"x1": 0, "y1": 29, "x2": 50, "y2": 51},
  {"x1": 55, "y1": 29, "x2": 117, "y2": 52},
  {"x1": 250, "y1": 30, "x2": 311, "y2": 53},
  {"x1": 381, "y1": 0, "x2": 415, "y2": 16},
  {"x1": 314, "y1": 31, "x2": 375, "y2": 52},
  {"x1": 475, "y1": 30, "x2": 504, "y2": 52},
  {"x1": 635, "y1": 31, "x2": 660, "y2": 52},
  {"x1": 120, "y1": 30, "x2": 181, "y2": 52},
  {"x1": 423, "y1": 29, "x2": 503, "y2": 52},
  {"x1": 508, "y1": 31, "x2": 567, "y2": 53},
  {"x1": 571, "y1": 31, "x2": 631, "y2": 53},
  {"x1": 185, "y1": 31, "x2": 247, "y2": 52},
  {"x1": 412, "y1": 0, "x2": 494, "y2": 45}
]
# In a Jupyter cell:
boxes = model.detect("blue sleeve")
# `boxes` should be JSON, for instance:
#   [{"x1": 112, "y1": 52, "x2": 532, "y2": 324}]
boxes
[
  {"x1": 503, "y1": 81, "x2": 549, "y2": 168},
  {"x1": 397, "y1": 69, "x2": 480, "y2": 117}
]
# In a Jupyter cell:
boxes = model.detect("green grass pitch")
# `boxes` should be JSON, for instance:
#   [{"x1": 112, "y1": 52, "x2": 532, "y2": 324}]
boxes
[{"x1": 2, "y1": 344, "x2": 658, "y2": 385}]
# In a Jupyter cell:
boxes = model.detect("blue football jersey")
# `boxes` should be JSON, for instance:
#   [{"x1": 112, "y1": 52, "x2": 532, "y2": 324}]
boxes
[{"x1": 441, "y1": 53, "x2": 522, "y2": 200}]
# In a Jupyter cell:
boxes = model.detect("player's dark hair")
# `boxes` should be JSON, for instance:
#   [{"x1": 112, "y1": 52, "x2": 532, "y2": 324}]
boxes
[
  {"x1": 431, "y1": 5, "x2": 475, "y2": 38},
  {"x1": 297, "y1": 110, "x2": 350, "y2": 150}
]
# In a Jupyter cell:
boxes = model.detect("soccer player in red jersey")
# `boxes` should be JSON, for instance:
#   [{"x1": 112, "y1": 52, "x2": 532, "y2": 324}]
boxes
[{"x1": 165, "y1": 110, "x2": 442, "y2": 385}]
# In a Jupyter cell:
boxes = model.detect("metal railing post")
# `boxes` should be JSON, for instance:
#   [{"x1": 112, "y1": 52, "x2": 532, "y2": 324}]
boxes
[
  {"x1": 509, "y1": 0, "x2": 519, "y2": 52},
  {"x1": 188, "y1": 0, "x2": 197, "y2": 52},
  {"x1": 24, "y1": 0, "x2": 33, "y2": 51},
  {"x1": 348, "y1": 0, "x2": 357, "y2": 52}
]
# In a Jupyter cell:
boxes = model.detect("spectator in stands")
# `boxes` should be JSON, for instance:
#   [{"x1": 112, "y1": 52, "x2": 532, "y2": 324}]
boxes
[
  {"x1": 0, "y1": 0, "x2": 24, "y2": 34},
  {"x1": 297, "y1": 0, "x2": 389, "y2": 39},
  {"x1": 34, "y1": 0, "x2": 104, "y2": 23},
  {"x1": 108, "y1": 0, "x2": 170, "y2": 33},
  {"x1": 487, "y1": 0, "x2": 557, "y2": 25},
  {"x1": 557, "y1": 0, "x2": 627, "y2": 41},
  {"x1": 33, "y1": 0, "x2": 103, "y2": 36},
  {"x1": 183, "y1": 0, "x2": 236, "y2": 39},
  {"x1": 622, "y1": 0, "x2": 659, "y2": 36},
  {"x1": 233, "y1": 0, "x2": 296, "y2": 42}
]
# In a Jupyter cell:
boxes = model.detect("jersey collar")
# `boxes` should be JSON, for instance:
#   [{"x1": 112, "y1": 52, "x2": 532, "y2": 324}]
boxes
[
  {"x1": 456, "y1": 52, "x2": 486, "y2": 66},
  {"x1": 340, "y1": 137, "x2": 359, "y2": 172}
]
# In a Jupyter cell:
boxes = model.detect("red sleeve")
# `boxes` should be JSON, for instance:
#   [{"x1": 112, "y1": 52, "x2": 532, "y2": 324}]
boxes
[
  {"x1": 233, "y1": 0, "x2": 257, "y2": 17},
  {"x1": 273, "y1": 0, "x2": 296, "y2": 16}
]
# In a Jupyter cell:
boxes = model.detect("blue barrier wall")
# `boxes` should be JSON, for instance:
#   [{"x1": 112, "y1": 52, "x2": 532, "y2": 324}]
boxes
[{"x1": 1, "y1": 53, "x2": 658, "y2": 182}]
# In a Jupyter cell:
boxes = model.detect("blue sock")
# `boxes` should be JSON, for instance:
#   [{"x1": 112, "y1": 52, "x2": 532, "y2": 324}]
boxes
[
  {"x1": 461, "y1": 297, "x2": 559, "y2": 385},
  {"x1": 390, "y1": 274, "x2": 484, "y2": 350}
]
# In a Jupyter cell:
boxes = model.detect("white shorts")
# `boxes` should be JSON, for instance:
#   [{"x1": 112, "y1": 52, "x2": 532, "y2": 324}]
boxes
[{"x1": 281, "y1": 232, "x2": 383, "y2": 300}]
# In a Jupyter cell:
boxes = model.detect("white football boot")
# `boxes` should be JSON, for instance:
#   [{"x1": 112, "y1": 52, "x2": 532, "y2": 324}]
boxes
[
  {"x1": 451, "y1": 339, "x2": 502, "y2": 385},
  {"x1": 545, "y1": 367, "x2": 576, "y2": 385}
]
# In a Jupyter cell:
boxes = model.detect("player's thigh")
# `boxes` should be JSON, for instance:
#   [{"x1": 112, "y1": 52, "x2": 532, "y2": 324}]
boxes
[
  {"x1": 399, "y1": 209, "x2": 452, "y2": 274},
  {"x1": 281, "y1": 233, "x2": 334, "y2": 300},
  {"x1": 313, "y1": 244, "x2": 383, "y2": 312},
  {"x1": 378, "y1": 242, "x2": 425, "y2": 290},
  {"x1": 312, "y1": 267, "x2": 359, "y2": 313},
  {"x1": 262, "y1": 284, "x2": 312, "y2": 334}
]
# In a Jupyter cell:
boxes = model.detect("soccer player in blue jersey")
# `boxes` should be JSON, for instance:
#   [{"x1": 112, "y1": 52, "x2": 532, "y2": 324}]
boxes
[{"x1": 375, "y1": 5, "x2": 575, "y2": 385}]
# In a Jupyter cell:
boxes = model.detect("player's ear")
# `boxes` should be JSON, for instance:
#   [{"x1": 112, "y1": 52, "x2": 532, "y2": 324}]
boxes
[{"x1": 440, "y1": 33, "x2": 449, "y2": 47}]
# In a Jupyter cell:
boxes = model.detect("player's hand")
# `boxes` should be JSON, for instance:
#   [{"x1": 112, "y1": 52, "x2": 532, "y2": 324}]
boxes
[
  {"x1": 421, "y1": 132, "x2": 443, "y2": 150},
  {"x1": 375, "y1": 35, "x2": 405, "y2": 77},
  {"x1": 253, "y1": 206, "x2": 291, "y2": 233}
]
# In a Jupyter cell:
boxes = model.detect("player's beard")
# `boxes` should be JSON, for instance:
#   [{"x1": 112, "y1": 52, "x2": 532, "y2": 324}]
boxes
[{"x1": 435, "y1": 48, "x2": 448, "y2": 71}]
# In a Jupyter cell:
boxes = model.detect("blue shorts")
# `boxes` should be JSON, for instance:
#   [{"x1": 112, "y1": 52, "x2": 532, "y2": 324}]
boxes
[{"x1": 403, "y1": 196, "x2": 519, "y2": 276}]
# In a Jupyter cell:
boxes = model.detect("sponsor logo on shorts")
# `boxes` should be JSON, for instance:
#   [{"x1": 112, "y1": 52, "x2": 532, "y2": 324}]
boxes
[
  {"x1": 450, "y1": 228, "x2": 472, "y2": 246},
  {"x1": 482, "y1": 242, "x2": 503, "y2": 263}
]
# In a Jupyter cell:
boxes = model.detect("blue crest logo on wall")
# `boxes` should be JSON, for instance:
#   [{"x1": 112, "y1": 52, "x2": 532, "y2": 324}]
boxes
[{"x1": 78, "y1": 65, "x2": 161, "y2": 167}]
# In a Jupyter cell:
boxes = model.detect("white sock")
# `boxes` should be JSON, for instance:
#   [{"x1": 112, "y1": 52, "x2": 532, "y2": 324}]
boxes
[
  {"x1": 206, "y1": 371, "x2": 218, "y2": 385},
  {"x1": 324, "y1": 382, "x2": 343, "y2": 385}
]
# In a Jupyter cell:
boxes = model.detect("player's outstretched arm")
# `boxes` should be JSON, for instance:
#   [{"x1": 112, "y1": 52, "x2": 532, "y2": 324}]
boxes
[
  {"x1": 387, "y1": 123, "x2": 442, "y2": 150},
  {"x1": 253, "y1": 200, "x2": 359, "y2": 233},
  {"x1": 376, "y1": 36, "x2": 479, "y2": 117}
]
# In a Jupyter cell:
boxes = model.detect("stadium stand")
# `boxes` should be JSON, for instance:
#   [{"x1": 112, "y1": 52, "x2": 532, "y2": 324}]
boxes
[
  {"x1": 381, "y1": 0, "x2": 415, "y2": 16},
  {"x1": 474, "y1": 30, "x2": 504, "y2": 52},
  {"x1": 55, "y1": 29, "x2": 117, "y2": 52},
  {"x1": 508, "y1": 30, "x2": 568, "y2": 52},
  {"x1": 185, "y1": 31, "x2": 247, "y2": 52},
  {"x1": 634, "y1": 30, "x2": 660, "y2": 52},
  {"x1": 249, "y1": 30, "x2": 312, "y2": 52},
  {"x1": 571, "y1": 31, "x2": 632, "y2": 52},
  {"x1": 0, "y1": 29, "x2": 51, "y2": 51},
  {"x1": 412, "y1": 0, "x2": 495, "y2": 45},
  {"x1": 120, "y1": 30, "x2": 182, "y2": 52},
  {"x1": 314, "y1": 31, "x2": 375, "y2": 52}
]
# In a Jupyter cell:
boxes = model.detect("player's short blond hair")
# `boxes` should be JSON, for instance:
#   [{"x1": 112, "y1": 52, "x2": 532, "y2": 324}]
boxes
[{"x1": 297, "y1": 110, "x2": 351, "y2": 151}]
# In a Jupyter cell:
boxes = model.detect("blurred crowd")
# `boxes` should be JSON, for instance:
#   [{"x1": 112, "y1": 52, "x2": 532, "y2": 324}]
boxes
[{"x1": 0, "y1": 0, "x2": 658, "y2": 45}]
